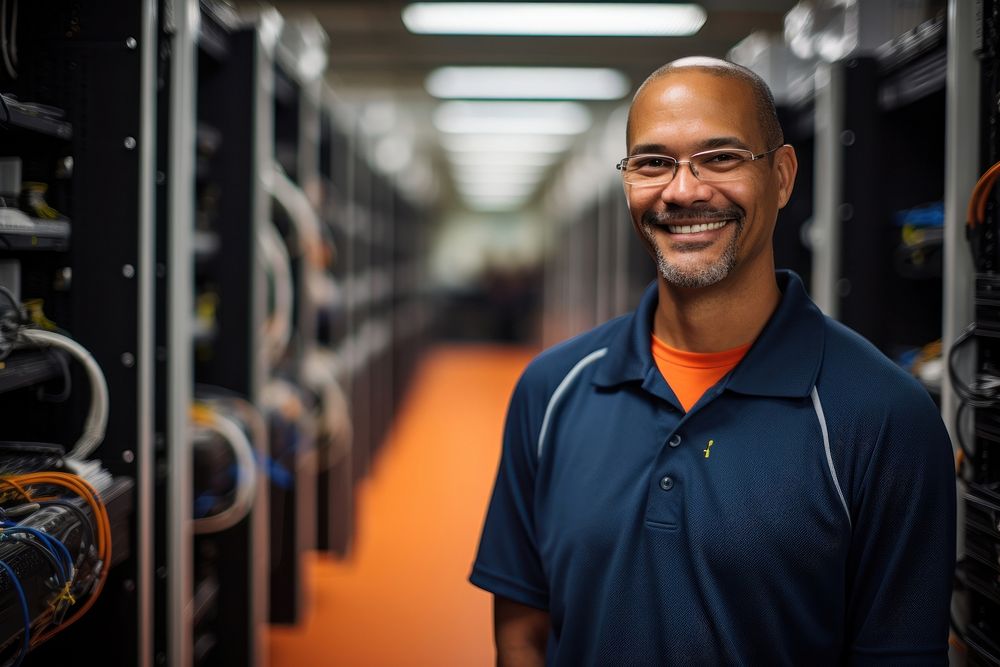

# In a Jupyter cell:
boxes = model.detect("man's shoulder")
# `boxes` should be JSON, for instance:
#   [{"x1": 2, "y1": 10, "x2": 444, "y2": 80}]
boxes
[
  {"x1": 518, "y1": 313, "x2": 630, "y2": 392},
  {"x1": 818, "y1": 315, "x2": 938, "y2": 419}
]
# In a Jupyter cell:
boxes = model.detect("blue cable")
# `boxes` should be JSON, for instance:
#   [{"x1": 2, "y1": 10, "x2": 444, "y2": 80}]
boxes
[
  {"x1": 0, "y1": 559, "x2": 31, "y2": 667},
  {"x1": 0, "y1": 524, "x2": 70, "y2": 580},
  {"x1": 0, "y1": 524, "x2": 70, "y2": 584}
]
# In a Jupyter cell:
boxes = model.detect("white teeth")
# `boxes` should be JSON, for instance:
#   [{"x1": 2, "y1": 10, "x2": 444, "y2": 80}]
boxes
[{"x1": 666, "y1": 220, "x2": 730, "y2": 234}]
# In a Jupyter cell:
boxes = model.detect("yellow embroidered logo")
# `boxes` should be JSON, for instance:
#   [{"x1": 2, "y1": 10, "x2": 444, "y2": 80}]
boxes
[{"x1": 703, "y1": 439, "x2": 714, "y2": 458}]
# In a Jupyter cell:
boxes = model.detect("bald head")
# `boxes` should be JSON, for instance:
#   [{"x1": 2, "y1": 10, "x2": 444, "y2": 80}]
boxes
[{"x1": 627, "y1": 57, "x2": 784, "y2": 151}]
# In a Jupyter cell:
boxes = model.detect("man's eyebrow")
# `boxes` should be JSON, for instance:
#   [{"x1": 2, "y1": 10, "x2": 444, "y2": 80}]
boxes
[
  {"x1": 699, "y1": 136, "x2": 751, "y2": 150},
  {"x1": 630, "y1": 143, "x2": 667, "y2": 156},
  {"x1": 629, "y1": 136, "x2": 751, "y2": 156}
]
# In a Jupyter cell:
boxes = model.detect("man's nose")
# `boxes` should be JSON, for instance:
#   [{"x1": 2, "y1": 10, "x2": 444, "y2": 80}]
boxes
[{"x1": 660, "y1": 161, "x2": 712, "y2": 207}]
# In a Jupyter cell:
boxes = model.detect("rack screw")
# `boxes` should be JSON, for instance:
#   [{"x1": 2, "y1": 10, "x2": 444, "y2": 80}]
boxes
[
  {"x1": 125, "y1": 37, "x2": 137, "y2": 50},
  {"x1": 122, "y1": 450, "x2": 135, "y2": 463},
  {"x1": 121, "y1": 352, "x2": 136, "y2": 368},
  {"x1": 124, "y1": 136, "x2": 137, "y2": 150},
  {"x1": 123, "y1": 579, "x2": 136, "y2": 593},
  {"x1": 122, "y1": 264, "x2": 135, "y2": 279},
  {"x1": 837, "y1": 278, "x2": 852, "y2": 298}
]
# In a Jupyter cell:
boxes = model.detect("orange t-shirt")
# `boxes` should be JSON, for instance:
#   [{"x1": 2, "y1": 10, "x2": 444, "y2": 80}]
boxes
[{"x1": 651, "y1": 335, "x2": 752, "y2": 412}]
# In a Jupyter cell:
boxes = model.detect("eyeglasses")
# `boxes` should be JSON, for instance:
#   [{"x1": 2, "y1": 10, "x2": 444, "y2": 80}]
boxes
[{"x1": 616, "y1": 146, "x2": 783, "y2": 187}]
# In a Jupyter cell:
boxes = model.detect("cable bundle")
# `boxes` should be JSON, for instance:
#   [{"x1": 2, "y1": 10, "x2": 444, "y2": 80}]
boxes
[
  {"x1": 966, "y1": 160, "x2": 1000, "y2": 230},
  {"x1": 0, "y1": 471, "x2": 111, "y2": 665},
  {"x1": 191, "y1": 404, "x2": 258, "y2": 534},
  {"x1": 0, "y1": 292, "x2": 110, "y2": 461},
  {"x1": 966, "y1": 160, "x2": 1000, "y2": 270}
]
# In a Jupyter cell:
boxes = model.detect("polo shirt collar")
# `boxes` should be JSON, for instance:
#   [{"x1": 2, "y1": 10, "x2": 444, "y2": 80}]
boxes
[{"x1": 592, "y1": 270, "x2": 825, "y2": 399}]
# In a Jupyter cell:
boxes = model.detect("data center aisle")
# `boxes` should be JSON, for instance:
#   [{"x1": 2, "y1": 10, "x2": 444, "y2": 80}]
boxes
[{"x1": 267, "y1": 345, "x2": 538, "y2": 666}]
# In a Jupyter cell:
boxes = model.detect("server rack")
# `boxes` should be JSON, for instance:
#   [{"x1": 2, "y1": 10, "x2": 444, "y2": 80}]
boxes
[
  {"x1": 774, "y1": 96, "x2": 815, "y2": 294},
  {"x1": 316, "y1": 90, "x2": 355, "y2": 557},
  {"x1": 0, "y1": 2, "x2": 437, "y2": 665},
  {"x1": 263, "y1": 20, "x2": 328, "y2": 626},
  {"x1": 0, "y1": 1, "x2": 157, "y2": 665},
  {"x1": 821, "y1": 20, "x2": 947, "y2": 366},
  {"x1": 542, "y1": 142, "x2": 685, "y2": 348},
  {"x1": 961, "y1": 0, "x2": 1000, "y2": 661},
  {"x1": 157, "y1": 3, "x2": 271, "y2": 665}
]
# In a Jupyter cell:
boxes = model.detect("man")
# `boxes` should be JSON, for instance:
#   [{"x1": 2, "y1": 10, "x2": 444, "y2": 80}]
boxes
[{"x1": 470, "y1": 57, "x2": 956, "y2": 665}]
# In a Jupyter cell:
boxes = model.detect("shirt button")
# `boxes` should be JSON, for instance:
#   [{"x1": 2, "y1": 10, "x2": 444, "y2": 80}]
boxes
[
  {"x1": 668, "y1": 434, "x2": 682, "y2": 448},
  {"x1": 659, "y1": 476, "x2": 674, "y2": 491}
]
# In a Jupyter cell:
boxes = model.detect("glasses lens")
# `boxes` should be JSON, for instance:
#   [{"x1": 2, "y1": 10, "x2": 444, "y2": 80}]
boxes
[
  {"x1": 691, "y1": 149, "x2": 754, "y2": 182},
  {"x1": 622, "y1": 155, "x2": 676, "y2": 185}
]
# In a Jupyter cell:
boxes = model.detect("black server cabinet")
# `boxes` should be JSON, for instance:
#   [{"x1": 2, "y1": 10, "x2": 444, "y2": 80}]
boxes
[
  {"x1": 157, "y1": 14, "x2": 264, "y2": 666},
  {"x1": 2, "y1": 2, "x2": 151, "y2": 665},
  {"x1": 836, "y1": 29, "x2": 947, "y2": 367},
  {"x1": 775, "y1": 100, "x2": 814, "y2": 293},
  {"x1": 967, "y1": 1, "x2": 1000, "y2": 661}
]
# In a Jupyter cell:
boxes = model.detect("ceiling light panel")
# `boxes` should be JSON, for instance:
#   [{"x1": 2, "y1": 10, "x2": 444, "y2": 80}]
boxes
[
  {"x1": 455, "y1": 181, "x2": 538, "y2": 197},
  {"x1": 461, "y1": 193, "x2": 532, "y2": 209},
  {"x1": 434, "y1": 101, "x2": 591, "y2": 135},
  {"x1": 427, "y1": 66, "x2": 629, "y2": 100},
  {"x1": 402, "y1": 3, "x2": 707, "y2": 36},
  {"x1": 452, "y1": 173, "x2": 543, "y2": 188},
  {"x1": 441, "y1": 134, "x2": 576, "y2": 154},
  {"x1": 447, "y1": 151, "x2": 561, "y2": 168}
]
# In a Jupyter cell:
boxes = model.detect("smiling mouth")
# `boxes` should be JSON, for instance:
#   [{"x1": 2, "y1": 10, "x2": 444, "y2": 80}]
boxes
[{"x1": 666, "y1": 219, "x2": 731, "y2": 234}]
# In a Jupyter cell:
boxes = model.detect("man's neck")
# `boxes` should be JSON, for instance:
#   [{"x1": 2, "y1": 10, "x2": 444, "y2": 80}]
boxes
[{"x1": 651, "y1": 265, "x2": 781, "y2": 353}]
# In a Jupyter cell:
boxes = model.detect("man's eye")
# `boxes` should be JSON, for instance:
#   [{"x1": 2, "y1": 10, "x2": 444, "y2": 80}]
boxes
[
  {"x1": 634, "y1": 157, "x2": 672, "y2": 170},
  {"x1": 703, "y1": 152, "x2": 740, "y2": 163}
]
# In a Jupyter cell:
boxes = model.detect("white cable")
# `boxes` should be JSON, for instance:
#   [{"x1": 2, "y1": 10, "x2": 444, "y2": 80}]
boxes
[
  {"x1": 9, "y1": 0, "x2": 15, "y2": 67},
  {"x1": 62, "y1": 458, "x2": 114, "y2": 494},
  {"x1": 18, "y1": 327, "x2": 108, "y2": 459},
  {"x1": 0, "y1": 0, "x2": 15, "y2": 80},
  {"x1": 258, "y1": 222, "x2": 294, "y2": 364},
  {"x1": 302, "y1": 347, "x2": 352, "y2": 469},
  {"x1": 268, "y1": 168, "x2": 323, "y2": 259},
  {"x1": 199, "y1": 395, "x2": 268, "y2": 464},
  {"x1": 270, "y1": 167, "x2": 327, "y2": 345},
  {"x1": 191, "y1": 408, "x2": 258, "y2": 535}
]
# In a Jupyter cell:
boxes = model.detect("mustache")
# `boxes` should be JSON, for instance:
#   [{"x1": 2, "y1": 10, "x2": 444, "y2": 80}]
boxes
[{"x1": 642, "y1": 208, "x2": 743, "y2": 226}]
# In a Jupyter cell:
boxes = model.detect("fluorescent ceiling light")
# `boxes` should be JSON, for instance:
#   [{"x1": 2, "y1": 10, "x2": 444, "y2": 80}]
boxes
[
  {"x1": 434, "y1": 101, "x2": 590, "y2": 135},
  {"x1": 427, "y1": 66, "x2": 629, "y2": 100},
  {"x1": 441, "y1": 134, "x2": 575, "y2": 153},
  {"x1": 447, "y1": 153, "x2": 560, "y2": 170},
  {"x1": 403, "y1": 3, "x2": 706, "y2": 36},
  {"x1": 462, "y1": 193, "x2": 531, "y2": 206},
  {"x1": 464, "y1": 200, "x2": 524, "y2": 212},
  {"x1": 463, "y1": 199, "x2": 530, "y2": 211},
  {"x1": 452, "y1": 174, "x2": 548, "y2": 189},
  {"x1": 455, "y1": 179, "x2": 539, "y2": 192},
  {"x1": 453, "y1": 175, "x2": 542, "y2": 189},
  {"x1": 450, "y1": 161, "x2": 551, "y2": 176}
]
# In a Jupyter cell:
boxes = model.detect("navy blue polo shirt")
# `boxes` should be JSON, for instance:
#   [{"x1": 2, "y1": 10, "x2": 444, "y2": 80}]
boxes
[{"x1": 471, "y1": 271, "x2": 955, "y2": 665}]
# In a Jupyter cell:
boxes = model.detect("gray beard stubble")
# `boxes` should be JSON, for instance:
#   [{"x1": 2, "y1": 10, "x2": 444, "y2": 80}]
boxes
[{"x1": 640, "y1": 213, "x2": 744, "y2": 289}]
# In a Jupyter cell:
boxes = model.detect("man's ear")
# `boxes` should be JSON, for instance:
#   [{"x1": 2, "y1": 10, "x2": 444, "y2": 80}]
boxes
[{"x1": 775, "y1": 144, "x2": 798, "y2": 209}]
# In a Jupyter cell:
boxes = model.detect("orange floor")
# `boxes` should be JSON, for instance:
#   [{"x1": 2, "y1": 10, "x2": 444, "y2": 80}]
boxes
[{"x1": 267, "y1": 344, "x2": 537, "y2": 667}]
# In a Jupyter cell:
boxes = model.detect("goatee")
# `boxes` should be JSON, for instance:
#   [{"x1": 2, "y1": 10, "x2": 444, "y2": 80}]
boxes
[{"x1": 639, "y1": 208, "x2": 744, "y2": 289}]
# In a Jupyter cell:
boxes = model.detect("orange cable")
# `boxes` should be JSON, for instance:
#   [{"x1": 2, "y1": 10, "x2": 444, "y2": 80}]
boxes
[
  {"x1": 0, "y1": 478, "x2": 35, "y2": 502},
  {"x1": 5, "y1": 472, "x2": 112, "y2": 646},
  {"x1": 968, "y1": 161, "x2": 1000, "y2": 227}
]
